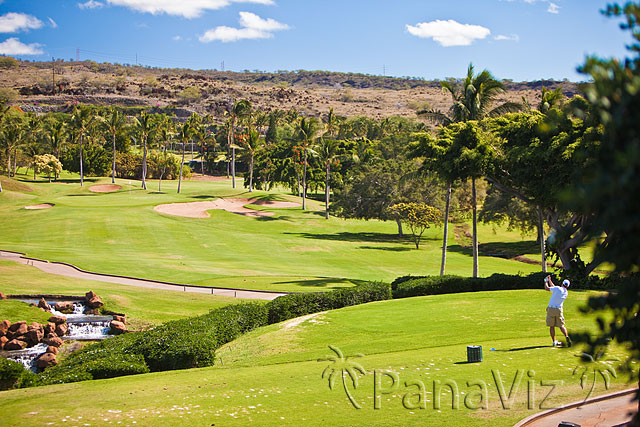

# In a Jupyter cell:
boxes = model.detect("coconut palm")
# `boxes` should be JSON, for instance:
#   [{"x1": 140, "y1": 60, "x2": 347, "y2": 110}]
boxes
[
  {"x1": 176, "y1": 121, "x2": 194, "y2": 194},
  {"x1": 133, "y1": 111, "x2": 157, "y2": 190},
  {"x1": 0, "y1": 113, "x2": 25, "y2": 178},
  {"x1": 44, "y1": 118, "x2": 66, "y2": 178},
  {"x1": 155, "y1": 114, "x2": 175, "y2": 192},
  {"x1": 225, "y1": 99, "x2": 252, "y2": 188},
  {"x1": 97, "y1": 107, "x2": 127, "y2": 184},
  {"x1": 316, "y1": 137, "x2": 342, "y2": 219},
  {"x1": 69, "y1": 105, "x2": 95, "y2": 187},
  {"x1": 418, "y1": 63, "x2": 522, "y2": 278},
  {"x1": 238, "y1": 129, "x2": 264, "y2": 192},
  {"x1": 294, "y1": 117, "x2": 322, "y2": 210}
]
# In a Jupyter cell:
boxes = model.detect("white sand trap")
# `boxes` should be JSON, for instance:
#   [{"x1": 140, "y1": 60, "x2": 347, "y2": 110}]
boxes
[
  {"x1": 154, "y1": 198, "x2": 300, "y2": 218},
  {"x1": 24, "y1": 203, "x2": 54, "y2": 210},
  {"x1": 89, "y1": 184, "x2": 122, "y2": 193}
]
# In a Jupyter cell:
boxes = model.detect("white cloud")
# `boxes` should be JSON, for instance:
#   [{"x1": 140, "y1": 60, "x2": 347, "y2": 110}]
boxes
[
  {"x1": 107, "y1": 0, "x2": 275, "y2": 19},
  {"x1": 199, "y1": 11, "x2": 289, "y2": 43},
  {"x1": 48, "y1": 17, "x2": 58, "y2": 28},
  {"x1": 0, "y1": 37, "x2": 43, "y2": 55},
  {"x1": 406, "y1": 19, "x2": 490, "y2": 47},
  {"x1": 0, "y1": 12, "x2": 43, "y2": 33},
  {"x1": 494, "y1": 33, "x2": 519, "y2": 42},
  {"x1": 173, "y1": 35, "x2": 182, "y2": 41},
  {"x1": 547, "y1": 2, "x2": 560, "y2": 14},
  {"x1": 78, "y1": 0, "x2": 104, "y2": 9},
  {"x1": 503, "y1": 0, "x2": 561, "y2": 14}
]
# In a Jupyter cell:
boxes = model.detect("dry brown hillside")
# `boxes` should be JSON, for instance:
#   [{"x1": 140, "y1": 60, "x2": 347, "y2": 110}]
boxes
[{"x1": 0, "y1": 59, "x2": 581, "y2": 122}]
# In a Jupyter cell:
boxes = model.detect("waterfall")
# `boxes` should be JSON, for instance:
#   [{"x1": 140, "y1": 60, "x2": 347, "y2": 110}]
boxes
[
  {"x1": 3, "y1": 343, "x2": 49, "y2": 372},
  {"x1": 66, "y1": 319, "x2": 113, "y2": 340}
]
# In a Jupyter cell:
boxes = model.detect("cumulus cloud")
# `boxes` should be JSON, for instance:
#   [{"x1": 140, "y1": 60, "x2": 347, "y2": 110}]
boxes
[
  {"x1": 107, "y1": 0, "x2": 275, "y2": 19},
  {"x1": 0, "y1": 12, "x2": 43, "y2": 33},
  {"x1": 199, "y1": 11, "x2": 289, "y2": 42},
  {"x1": 406, "y1": 19, "x2": 490, "y2": 47},
  {"x1": 78, "y1": 0, "x2": 104, "y2": 9},
  {"x1": 494, "y1": 33, "x2": 519, "y2": 42},
  {"x1": 0, "y1": 37, "x2": 43, "y2": 55},
  {"x1": 547, "y1": 2, "x2": 560, "y2": 13}
]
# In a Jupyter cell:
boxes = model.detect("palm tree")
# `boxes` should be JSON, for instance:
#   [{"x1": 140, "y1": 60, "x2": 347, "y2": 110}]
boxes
[
  {"x1": 418, "y1": 63, "x2": 522, "y2": 278},
  {"x1": 238, "y1": 129, "x2": 264, "y2": 192},
  {"x1": 69, "y1": 105, "x2": 95, "y2": 187},
  {"x1": 176, "y1": 121, "x2": 194, "y2": 194},
  {"x1": 133, "y1": 111, "x2": 157, "y2": 190},
  {"x1": 0, "y1": 113, "x2": 24, "y2": 178},
  {"x1": 225, "y1": 99, "x2": 252, "y2": 188},
  {"x1": 294, "y1": 117, "x2": 322, "y2": 210},
  {"x1": 316, "y1": 137, "x2": 342, "y2": 219},
  {"x1": 97, "y1": 107, "x2": 127, "y2": 184},
  {"x1": 319, "y1": 345, "x2": 366, "y2": 409},
  {"x1": 156, "y1": 114, "x2": 175, "y2": 192}
]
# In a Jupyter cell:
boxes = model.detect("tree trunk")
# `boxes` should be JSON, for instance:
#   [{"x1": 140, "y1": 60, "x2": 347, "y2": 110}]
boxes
[
  {"x1": 142, "y1": 138, "x2": 147, "y2": 190},
  {"x1": 158, "y1": 171, "x2": 163, "y2": 192},
  {"x1": 441, "y1": 183, "x2": 452, "y2": 276},
  {"x1": 231, "y1": 147, "x2": 236, "y2": 189},
  {"x1": 538, "y1": 206, "x2": 547, "y2": 273},
  {"x1": 325, "y1": 163, "x2": 330, "y2": 219},
  {"x1": 177, "y1": 146, "x2": 185, "y2": 193},
  {"x1": 302, "y1": 150, "x2": 307, "y2": 210},
  {"x1": 396, "y1": 219, "x2": 403, "y2": 236},
  {"x1": 12, "y1": 149, "x2": 17, "y2": 177},
  {"x1": 472, "y1": 177, "x2": 479, "y2": 278},
  {"x1": 33, "y1": 162, "x2": 36, "y2": 181},
  {"x1": 0, "y1": 178, "x2": 2, "y2": 192},
  {"x1": 79, "y1": 135, "x2": 84, "y2": 187},
  {"x1": 6, "y1": 149, "x2": 10, "y2": 178},
  {"x1": 112, "y1": 133, "x2": 116, "y2": 184},
  {"x1": 249, "y1": 155, "x2": 254, "y2": 192}
]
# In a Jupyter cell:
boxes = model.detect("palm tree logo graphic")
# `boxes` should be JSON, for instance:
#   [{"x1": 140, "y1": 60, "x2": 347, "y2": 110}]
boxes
[
  {"x1": 319, "y1": 345, "x2": 366, "y2": 409},
  {"x1": 572, "y1": 351, "x2": 619, "y2": 404}
]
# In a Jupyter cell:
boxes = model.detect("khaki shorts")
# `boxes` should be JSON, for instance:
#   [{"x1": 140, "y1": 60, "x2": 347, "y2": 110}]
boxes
[{"x1": 546, "y1": 307, "x2": 565, "y2": 327}]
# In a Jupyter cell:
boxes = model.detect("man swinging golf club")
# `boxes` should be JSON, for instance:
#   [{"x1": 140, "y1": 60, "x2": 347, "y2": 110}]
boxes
[{"x1": 544, "y1": 275, "x2": 572, "y2": 347}]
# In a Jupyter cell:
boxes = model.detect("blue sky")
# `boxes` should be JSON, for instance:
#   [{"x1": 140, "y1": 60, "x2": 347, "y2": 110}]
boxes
[{"x1": 0, "y1": 0, "x2": 633, "y2": 82}]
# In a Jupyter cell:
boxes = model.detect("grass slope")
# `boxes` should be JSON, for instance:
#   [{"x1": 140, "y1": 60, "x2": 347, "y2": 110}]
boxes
[
  {"x1": 0, "y1": 290, "x2": 633, "y2": 426},
  {"x1": 0, "y1": 174, "x2": 540, "y2": 293},
  {"x1": 0, "y1": 300, "x2": 52, "y2": 324},
  {"x1": 0, "y1": 260, "x2": 250, "y2": 329}
]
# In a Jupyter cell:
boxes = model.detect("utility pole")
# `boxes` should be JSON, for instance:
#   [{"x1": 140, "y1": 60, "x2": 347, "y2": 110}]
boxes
[{"x1": 52, "y1": 57, "x2": 56, "y2": 95}]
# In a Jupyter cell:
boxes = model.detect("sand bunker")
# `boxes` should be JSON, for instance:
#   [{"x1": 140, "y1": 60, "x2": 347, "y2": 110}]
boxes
[
  {"x1": 154, "y1": 198, "x2": 300, "y2": 218},
  {"x1": 24, "y1": 203, "x2": 54, "y2": 210},
  {"x1": 89, "y1": 184, "x2": 122, "y2": 193}
]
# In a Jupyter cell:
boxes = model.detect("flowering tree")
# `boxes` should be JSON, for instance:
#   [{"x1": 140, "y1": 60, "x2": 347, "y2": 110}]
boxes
[
  {"x1": 389, "y1": 202, "x2": 441, "y2": 249},
  {"x1": 34, "y1": 154, "x2": 62, "y2": 182}
]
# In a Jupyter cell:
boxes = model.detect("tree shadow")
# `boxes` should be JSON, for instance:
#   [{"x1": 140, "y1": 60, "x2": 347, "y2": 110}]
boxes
[
  {"x1": 274, "y1": 277, "x2": 361, "y2": 289},
  {"x1": 193, "y1": 195, "x2": 215, "y2": 199},
  {"x1": 494, "y1": 345, "x2": 551, "y2": 352},
  {"x1": 149, "y1": 191, "x2": 166, "y2": 195},
  {"x1": 284, "y1": 231, "x2": 409, "y2": 244},
  {"x1": 66, "y1": 194, "x2": 98, "y2": 197},
  {"x1": 358, "y1": 246, "x2": 412, "y2": 252},
  {"x1": 446, "y1": 241, "x2": 538, "y2": 259}
]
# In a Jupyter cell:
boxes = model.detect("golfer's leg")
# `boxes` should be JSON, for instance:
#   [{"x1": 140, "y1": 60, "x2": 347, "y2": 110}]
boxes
[
  {"x1": 549, "y1": 326, "x2": 555, "y2": 342},
  {"x1": 559, "y1": 326, "x2": 568, "y2": 338}
]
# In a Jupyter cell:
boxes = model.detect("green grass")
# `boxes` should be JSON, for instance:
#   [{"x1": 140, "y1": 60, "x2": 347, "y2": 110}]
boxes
[
  {"x1": 0, "y1": 174, "x2": 540, "y2": 293},
  {"x1": 0, "y1": 300, "x2": 52, "y2": 324},
  {"x1": 0, "y1": 290, "x2": 634, "y2": 426},
  {"x1": 0, "y1": 260, "x2": 252, "y2": 330}
]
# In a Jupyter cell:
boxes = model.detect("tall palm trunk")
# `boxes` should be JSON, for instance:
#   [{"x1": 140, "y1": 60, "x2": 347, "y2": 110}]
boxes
[
  {"x1": 177, "y1": 145, "x2": 185, "y2": 194},
  {"x1": 232, "y1": 147, "x2": 236, "y2": 189},
  {"x1": 142, "y1": 137, "x2": 147, "y2": 190},
  {"x1": 325, "y1": 163, "x2": 330, "y2": 219},
  {"x1": 538, "y1": 206, "x2": 547, "y2": 273},
  {"x1": 471, "y1": 177, "x2": 479, "y2": 278},
  {"x1": 248, "y1": 155, "x2": 254, "y2": 192},
  {"x1": 79, "y1": 135, "x2": 84, "y2": 187},
  {"x1": 111, "y1": 133, "x2": 116, "y2": 184},
  {"x1": 302, "y1": 150, "x2": 308, "y2": 210},
  {"x1": 6, "y1": 149, "x2": 11, "y2": 178},
  {"x1": 440, "y1": 183, "x2": 452, "y2": 276}
]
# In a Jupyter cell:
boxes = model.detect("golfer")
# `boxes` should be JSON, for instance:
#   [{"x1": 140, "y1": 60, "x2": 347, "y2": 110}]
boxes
[{"x1": 544, "y1": 275, "x2": 572, "y2": 347}]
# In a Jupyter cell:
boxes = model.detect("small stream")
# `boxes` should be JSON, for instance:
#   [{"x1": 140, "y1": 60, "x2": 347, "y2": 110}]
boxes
[{"x1": 2, "y1": 300, "x2": 114, "y2": 371}]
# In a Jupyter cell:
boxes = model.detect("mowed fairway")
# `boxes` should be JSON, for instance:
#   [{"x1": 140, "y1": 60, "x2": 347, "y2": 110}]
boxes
[
  {"x1": 0, "y1": 290, "x2": 634, "y2": 426},
  {"x1": 0, "y1": 175, "x2": 539, "y2": 292}
]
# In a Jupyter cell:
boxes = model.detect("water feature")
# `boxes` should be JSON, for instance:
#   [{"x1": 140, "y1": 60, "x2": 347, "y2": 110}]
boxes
[
  {"x1": 2, "y1": 343, "x2": 49, "y2": 372},
  {"x1": 66, "y1": 317, "x2": 113, "y2": 340}
]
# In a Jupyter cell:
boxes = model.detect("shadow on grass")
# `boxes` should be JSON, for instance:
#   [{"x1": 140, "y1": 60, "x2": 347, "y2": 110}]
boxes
[
  {"x1": 274, "y1": 277, "x2": 358, "y2": 289},
  {"x1": 358, "y1": 246, "x2": 412, "y2": 252},
  {"x1": 193, "y1": 195, "x2": 215, "y2": 199},
  {"x1": 66, "y1": 193, "x2": 98, "y2": 197},
  {"x1": 149, "y1": 191, "x2": 166, "y2": 194},
  {"x1": 285, "y1": 231, "x2": 410, "y2": 244},
  {"x1": 447, "y1": 240, "x2": 539, "y2": 259},
  {"x1": 495, "y1": 345, "x2": 552, "y2": 351}
]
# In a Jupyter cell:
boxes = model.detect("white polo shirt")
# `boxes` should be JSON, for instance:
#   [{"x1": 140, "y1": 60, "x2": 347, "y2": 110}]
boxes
[{"x1": 548, "y1": 286, "x2": 568, "y2": 308}]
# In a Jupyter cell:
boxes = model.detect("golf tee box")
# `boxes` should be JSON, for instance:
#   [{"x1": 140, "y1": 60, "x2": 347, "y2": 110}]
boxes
[{"x1": 467, "y1": 345, "x2": 483, "y2": 363}]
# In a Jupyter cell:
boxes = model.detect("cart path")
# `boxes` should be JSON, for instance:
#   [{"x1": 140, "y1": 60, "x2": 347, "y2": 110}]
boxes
[{"x1": 0, "y1": 250, "x2": 289, "y2": 301}]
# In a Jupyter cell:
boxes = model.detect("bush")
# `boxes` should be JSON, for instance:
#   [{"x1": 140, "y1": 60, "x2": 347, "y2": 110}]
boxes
[
  {"x1": 0, "y1": 358, "x2": 38, "y2": 390},
  {"x1": 267, "y1": 282, "x2": 392, "y2": 324}
]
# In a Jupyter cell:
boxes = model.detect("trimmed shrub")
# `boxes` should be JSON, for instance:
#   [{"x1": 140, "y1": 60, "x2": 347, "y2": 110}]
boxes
[
  {"x1": 267, "y1": 282, "x2": 392, "y2": 324},
  {"x1": 0, "y1": 358, "x2": 33, "y2": 390}
]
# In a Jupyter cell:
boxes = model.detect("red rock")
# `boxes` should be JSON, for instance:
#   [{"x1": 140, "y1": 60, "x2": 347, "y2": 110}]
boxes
[
  {"x1": 48, "y1": 316, "x2": 66, "y2": 324},
  {"x1": 4, "y1": 339, "x2": 28, "y2": 350},
  {"x1": 46, "y1": 345, "x2": 58, "y2": 354},
  {"x1": 25, "y1": 328, "x2": 44, "y2": 345},
  {"x1": 55, "y1": 323, "x2": 69, "y2": 337},
  {"x1": 8, "y1": 321, "x2": 26, "y2": 333},
  {"x1": 38, "y1": 297, "x2": 51, "y2": 311},
  {"x1": 110, "y1": 320, "x2": 127, "y2": 335},
  {"x1": 28, "y1": 322, "x2": 43, "y2": 331},
  {"x1": 86, "y1": 294, "x2": 103, "y2": 309},
  {"x1": 53, "y1": 301, "x2": 74, "y2": 314},
  {"x1": 36, "y1": 352, "x2": 57, "y2": 369},
  {"x1": 84, "y1": 308, "x2": 100, "y2": 315},
  {"x1": 113, "y1": 315, "x2": 126, "y2": 324},
  {"x1": 0, "y1": 292, "x2": 7, "y2": 300},
  {"x1": 0, "y1": 336, "x2": 7, "y2": 350},
  {"x1": 7, "y1": 322, "x2": 27, "y2": 339},
  {"x1": 43, "y1": 336, "x2": 63, "y2": 347},
  {"x1": 0, "y1": 319, "x2": 10, "y2": 336},
  {"x1": 44, "y1": 322, "x2": 56, "y2": 334},
  {"x1": 85, "y1": 290, "x2": 97, "y2": 300}
]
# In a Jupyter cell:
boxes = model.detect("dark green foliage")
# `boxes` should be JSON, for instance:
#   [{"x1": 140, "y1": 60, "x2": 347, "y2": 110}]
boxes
[
  {"x1": 267, "y1": 282, "x2": 392, "y2": 324},
  {"x1": 61, "y1": 144, "x2": 111, "y2": 176},
  {"x1": 0, "y1": 357, "x2": 37, "y2": 390}
]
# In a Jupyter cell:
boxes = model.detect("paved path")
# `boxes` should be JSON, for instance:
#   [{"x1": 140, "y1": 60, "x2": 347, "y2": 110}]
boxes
[
  {"x1": 515, "y1": 388, "x2": 638, "y2": 427},
  {"x1": 0, "y1": 250, "x2": 288, "y2": 301}
]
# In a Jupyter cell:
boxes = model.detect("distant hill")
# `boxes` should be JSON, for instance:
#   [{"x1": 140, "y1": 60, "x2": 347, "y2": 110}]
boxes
[{"x1": 0, "y1": 58, "x2": 582, "y2": 121}]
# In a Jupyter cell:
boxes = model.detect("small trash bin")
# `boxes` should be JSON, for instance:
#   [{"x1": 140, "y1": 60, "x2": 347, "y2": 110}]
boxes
[{"x1": 467, "y1": 345, "x2": 483, "y2": 362}]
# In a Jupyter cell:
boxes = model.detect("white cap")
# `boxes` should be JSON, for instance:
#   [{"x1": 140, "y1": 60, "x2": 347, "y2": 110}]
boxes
[{"x1": 562, "y1": 279, "x2": 571, "y2": 287}]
